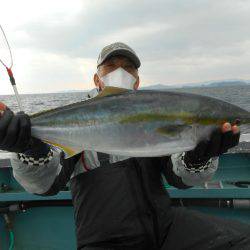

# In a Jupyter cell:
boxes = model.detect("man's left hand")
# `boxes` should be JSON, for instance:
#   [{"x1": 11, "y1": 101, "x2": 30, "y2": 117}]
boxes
[{"x1": 184, "y1": 122, "x2": 240, "y2": 166}]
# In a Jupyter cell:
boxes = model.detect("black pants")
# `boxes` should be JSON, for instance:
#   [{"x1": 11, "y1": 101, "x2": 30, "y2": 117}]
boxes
[{"x1": 83, "y1": 208, "x2": 250, "y2": 250}]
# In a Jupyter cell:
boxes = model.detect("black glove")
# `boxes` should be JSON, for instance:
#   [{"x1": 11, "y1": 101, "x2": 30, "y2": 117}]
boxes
[
  {"x1": 0, "y1": 108, "x2": 32, "y2": 153},
  {"x1": 184, "y1": 127, "x2": 240, "y2": 166}
]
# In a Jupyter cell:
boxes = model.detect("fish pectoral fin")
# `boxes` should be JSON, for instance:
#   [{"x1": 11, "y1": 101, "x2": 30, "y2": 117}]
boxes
[
  {"x1": 96, "y1": 86, "x2": 129, "y2": 98},
  {"x1": 156, "y1": 125, "x2": 189, "y2": 136},
  {"x1": 43, "y1": 139, "x2": 78, "y2": 158}
]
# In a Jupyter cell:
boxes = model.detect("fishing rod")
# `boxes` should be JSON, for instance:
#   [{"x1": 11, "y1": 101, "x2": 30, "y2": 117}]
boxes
[{"x1": 0, "y1": 24, "x2": 23, "y2": 111}]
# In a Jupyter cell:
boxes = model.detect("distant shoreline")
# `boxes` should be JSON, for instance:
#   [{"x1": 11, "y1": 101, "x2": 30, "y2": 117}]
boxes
[{"x1": 1, "y1": 80, "x2": 250, "y2": 96}]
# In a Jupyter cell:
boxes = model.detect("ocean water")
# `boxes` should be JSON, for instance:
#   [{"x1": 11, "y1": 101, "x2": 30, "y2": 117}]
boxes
[
  {"x1": 171, "y1": 85, "x2": 250, "y2": 112},
  {"x1": 0, "y1": 85, "x2": 249, "y2": 157},
  {"x1": 0, "y1": 92, "x2": 88, "y2": 114},
  {"x1": 0, "y1": 85, "x2": 250, "y2": 114}
]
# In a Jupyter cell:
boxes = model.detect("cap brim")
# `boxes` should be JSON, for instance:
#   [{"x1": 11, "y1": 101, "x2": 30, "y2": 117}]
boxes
[{"x1": 99, "y1": 49, "x2": 141, "y2": 68}]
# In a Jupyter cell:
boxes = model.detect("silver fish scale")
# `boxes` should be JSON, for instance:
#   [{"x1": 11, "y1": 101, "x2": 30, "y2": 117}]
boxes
[{"x1": 30, "y1": 90, "x2": 250, "y2": 157}]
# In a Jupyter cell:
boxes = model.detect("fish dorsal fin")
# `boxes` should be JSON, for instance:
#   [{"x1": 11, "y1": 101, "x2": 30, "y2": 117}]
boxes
[{"x1": 96, "y1": 86, "x2": 129, "y2": 98}]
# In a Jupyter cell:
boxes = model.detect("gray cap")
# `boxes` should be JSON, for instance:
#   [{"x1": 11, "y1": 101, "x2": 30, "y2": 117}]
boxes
[{"x1": 97, "y1": 42, "x2": 141, "y2": 68}]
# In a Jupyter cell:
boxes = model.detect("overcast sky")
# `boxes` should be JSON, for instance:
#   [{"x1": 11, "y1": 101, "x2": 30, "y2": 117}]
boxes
[{"x1": 0, "y1": 0, "x2": 250, "y2": 94}]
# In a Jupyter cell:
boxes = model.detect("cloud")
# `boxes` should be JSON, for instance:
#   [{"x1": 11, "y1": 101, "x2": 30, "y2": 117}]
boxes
[
  {"x1": 1, "y1": 0, "x2": 250, "y2": 94},
  {"x1": 13, "y1": 49, "x2": 97, "y2": 93}
]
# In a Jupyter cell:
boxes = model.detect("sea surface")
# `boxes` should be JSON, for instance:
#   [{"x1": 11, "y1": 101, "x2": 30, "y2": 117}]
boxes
[
  {"x1": 0, "y1": 85, "x2": 249, "y2": 158},
  {"x1": 0, "y1": 85, "x2": 250, "y2": 114}
]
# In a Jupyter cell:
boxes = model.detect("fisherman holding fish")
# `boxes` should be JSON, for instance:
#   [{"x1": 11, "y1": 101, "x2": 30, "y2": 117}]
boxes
[{"x1": 0, "y1": 42, "x2": 249, "y2": 249}]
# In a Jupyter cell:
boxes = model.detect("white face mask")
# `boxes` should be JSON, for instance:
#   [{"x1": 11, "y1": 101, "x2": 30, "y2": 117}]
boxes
[{"x1": 98, "y1": 67, "x2": 137, "y2": 90}]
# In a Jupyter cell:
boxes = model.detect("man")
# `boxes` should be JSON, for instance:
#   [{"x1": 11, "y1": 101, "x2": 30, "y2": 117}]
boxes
[{"x1": 0, "y1": 42, "x2": 249, "y2": 250}]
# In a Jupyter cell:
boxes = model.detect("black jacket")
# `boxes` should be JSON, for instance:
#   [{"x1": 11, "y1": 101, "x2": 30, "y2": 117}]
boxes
[{"x1": 41, "y1": 154, "x2": 190, "y2": 249}]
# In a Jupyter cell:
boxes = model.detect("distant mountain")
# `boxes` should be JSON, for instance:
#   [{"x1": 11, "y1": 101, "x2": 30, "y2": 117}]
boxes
[
  {"x1": 202, "y1": 80, "x2": 250, "y2": 87},
  {"x1": 48, "y1": 80, "x2": 250, "y2": 94},
  {"x1": 142, "y1": 79, "x2": 250, "y2": 90},
  {"x1": 183, "y1": 79, "x2": 250, "y2": 88}
]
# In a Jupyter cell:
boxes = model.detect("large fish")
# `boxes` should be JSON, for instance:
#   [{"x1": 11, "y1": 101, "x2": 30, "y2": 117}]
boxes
[{"x1": 29, "y1": 87, "x2": 250, "y2": 158}]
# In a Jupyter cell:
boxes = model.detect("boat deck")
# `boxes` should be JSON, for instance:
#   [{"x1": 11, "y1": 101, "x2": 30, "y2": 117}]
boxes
[{"x1": 0, "y1": 152, "x2": 249, "y2": 250}]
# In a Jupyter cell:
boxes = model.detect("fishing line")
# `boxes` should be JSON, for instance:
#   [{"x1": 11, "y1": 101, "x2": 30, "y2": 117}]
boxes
[
  {"x1": 0, "y1": 25, "x2": 13, "y2": 68},
  {"x1": 0, "y1": 24, "x2": 23, "y2": 111}
]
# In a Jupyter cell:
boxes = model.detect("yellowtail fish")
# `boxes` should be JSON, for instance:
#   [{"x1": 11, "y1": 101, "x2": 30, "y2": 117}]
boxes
[{"x1": 29, "y1": 87, "x2": 250, "y2": 158}]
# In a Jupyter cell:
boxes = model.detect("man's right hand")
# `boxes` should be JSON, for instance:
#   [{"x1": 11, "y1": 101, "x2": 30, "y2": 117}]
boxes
[{"x1": 0, "y1": 103, "x2": 31, "y2": 153}]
